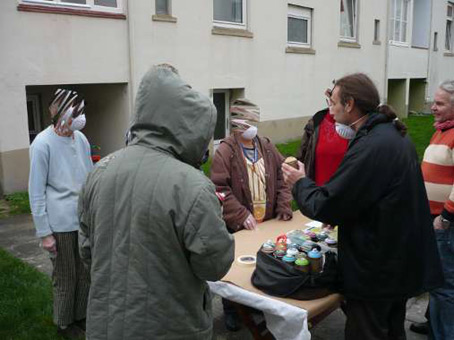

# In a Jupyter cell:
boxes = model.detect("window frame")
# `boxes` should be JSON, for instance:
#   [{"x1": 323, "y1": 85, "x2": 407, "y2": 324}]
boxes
[
  {"x1": 287, "y1": 5, "x2": 312, "y2": 48},
  {"x1": 446, "y1": 3, "x2": 454, "y2": 51},
  {"x1": 212, "y1": 90, "x2": 231, "y2": 147},
  {"x1": 26, "y1": 94, "x2": 42, "y2": 143},
  {"x1": 389, "y1": 0, "x2": 411, "y2": 46},
  {"x1": 340, "y1": 0, "x2": 358, "y2": 42},
  {"x1": 155, "y1": 0, "x2": 170, "y2": 16},
  {"x1": 21, "y1": 0, "x2": 124, "y2": 14},
  {"x1": 213, "y1": 0, "x2": 247, "y2": 30}
]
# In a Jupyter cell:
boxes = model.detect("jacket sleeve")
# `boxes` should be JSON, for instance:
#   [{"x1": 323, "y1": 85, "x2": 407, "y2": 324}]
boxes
[
  {"x1": 78, "y1": 179, "x2": 92, "y2": 270},
  {"x1": 292, "y1": 138, "x2": 395, "y2": 226},
  {"x1": 184, "y1": 185, "x2": 235, "y2": 281},
  {"x1": 210, "y1": 145, "x2": 250, "y2": 231},
  {"x1": 269, "y1": 143, "x2": 293, "y2": 217},
  {"x1": 28, "y1": 142, "x2": 53, "y2": 238},
  {"x1": 296, "y1": 119, "x2": 314, "y2": 162}
]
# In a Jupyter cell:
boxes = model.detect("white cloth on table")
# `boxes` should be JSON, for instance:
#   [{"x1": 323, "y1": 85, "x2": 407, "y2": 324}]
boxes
[{"x1": 208, "y1": 281, "x2": 311, "y2": 340}]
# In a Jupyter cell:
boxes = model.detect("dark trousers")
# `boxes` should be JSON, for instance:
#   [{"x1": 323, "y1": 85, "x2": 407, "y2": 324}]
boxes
[
  {"x1": 344, "y1": 298, "x2": 407, "y2": 340},
  {"x1": 51, "y1": 231, "x2": 90, "y2": 327}
]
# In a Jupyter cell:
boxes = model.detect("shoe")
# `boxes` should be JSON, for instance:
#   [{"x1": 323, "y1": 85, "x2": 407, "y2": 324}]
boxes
[
  {"x1": 57, "y1": 324, "x2": 85, "y2": 339},
  {"x1": 224, "y1": 313, "x2": 241, "y2": 332},
  {"x1": 409, "y1": 321, "x2": 429, "y2": 335}
]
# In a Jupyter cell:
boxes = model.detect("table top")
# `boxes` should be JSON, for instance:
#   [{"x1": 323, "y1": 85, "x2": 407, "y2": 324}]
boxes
[{"x1": 222, "y1": 211, "x2": 343, "y2": 319}]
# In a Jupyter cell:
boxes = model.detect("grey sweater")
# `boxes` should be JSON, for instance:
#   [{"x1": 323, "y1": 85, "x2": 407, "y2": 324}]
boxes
[{"x1": 28, "y1": 126, "x2": 93, "y2": 237}]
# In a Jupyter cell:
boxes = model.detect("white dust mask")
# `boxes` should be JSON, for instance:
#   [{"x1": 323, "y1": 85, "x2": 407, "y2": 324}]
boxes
[
  {"x1": 335, "y1": 123, "x2": 356, "y2": 140},
  {"x1": 242, "y1": 126, "x2": 258, "y2": 140},
  {"x1": 70, "y1": 114, "x2": 86, "y2": 131},
  {"x1": 335, "y1": 114, "x2": 368, "y2": 140}
]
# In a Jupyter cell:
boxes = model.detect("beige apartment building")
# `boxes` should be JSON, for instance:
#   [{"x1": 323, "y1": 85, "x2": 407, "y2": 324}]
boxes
[{"x1": 0, "y1": 0, "x2": 453, "y2": 194}]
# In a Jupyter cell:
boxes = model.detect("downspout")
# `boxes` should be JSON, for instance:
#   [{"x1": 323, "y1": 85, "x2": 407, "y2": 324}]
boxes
[
  {"x1": 126, "y1": 0, "x2": 135, "y2": 121},
  {"x1": 425, "y1": 0, "x2": 434, "y2": 110},
  {"x1": 383, "y1": 0, "x2": 390, "y2": 105}
]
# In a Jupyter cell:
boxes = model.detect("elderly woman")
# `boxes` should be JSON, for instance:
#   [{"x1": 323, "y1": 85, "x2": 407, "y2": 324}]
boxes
[{"x1": 210, "y1": 99, "x2": 292, "y2": 331}]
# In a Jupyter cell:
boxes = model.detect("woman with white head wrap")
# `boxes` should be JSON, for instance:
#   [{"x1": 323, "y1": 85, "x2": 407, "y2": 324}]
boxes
[
  {"x1": 210, "y1": 98, "x2": 293, "y2": 331},
  {"x1": 28, "y1": 88, "x2": 92, "y2": 337}
]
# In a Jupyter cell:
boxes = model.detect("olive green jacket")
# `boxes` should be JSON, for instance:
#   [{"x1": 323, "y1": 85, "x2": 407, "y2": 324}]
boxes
[{"x1": 79, "y1": 67, "x2": 234, "y2": 340}]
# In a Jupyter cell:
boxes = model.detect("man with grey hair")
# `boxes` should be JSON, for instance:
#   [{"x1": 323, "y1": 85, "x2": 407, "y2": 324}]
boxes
[{"x1": 419, "y1": 80, "x2": 454, "y2": 339}]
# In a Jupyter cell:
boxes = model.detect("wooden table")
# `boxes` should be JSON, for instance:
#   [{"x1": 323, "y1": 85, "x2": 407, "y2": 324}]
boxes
[{"x1": 219, "y1": 211, "x2": 343, "y2": 339}]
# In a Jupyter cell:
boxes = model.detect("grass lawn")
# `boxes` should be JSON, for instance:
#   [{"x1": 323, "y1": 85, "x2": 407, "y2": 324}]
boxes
[
  {"x1": 0, "y1": 248, "x2": 75, "y2": 340},
  {"x1": 403, "y1": 115, "x2": 434, "y2": 161},
  {"x1": 0, "y1": 192, "x2": 31, "y2": 219}
]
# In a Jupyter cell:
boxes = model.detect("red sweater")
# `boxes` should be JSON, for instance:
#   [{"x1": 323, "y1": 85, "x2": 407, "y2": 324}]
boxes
[{"x1": 314, "y1": 113, "x2": 349, "y2": 186}]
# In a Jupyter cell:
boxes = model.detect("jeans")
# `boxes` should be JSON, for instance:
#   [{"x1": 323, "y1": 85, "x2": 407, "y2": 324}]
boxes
[{"x1": 429, "y1": 227, "x2": 454, "y2": 340}]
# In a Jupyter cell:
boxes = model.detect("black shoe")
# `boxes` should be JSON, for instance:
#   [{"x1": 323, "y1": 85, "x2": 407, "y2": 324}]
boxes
[
  {"x1": 409, "y1": 321, "x2": 429, "y2": 335},
  {"x1": 57, "y1": 324, "x2": 85, "y2": 339},
  {"x1": 224, "y1": 313, "x2": 241, "y2": 332}
]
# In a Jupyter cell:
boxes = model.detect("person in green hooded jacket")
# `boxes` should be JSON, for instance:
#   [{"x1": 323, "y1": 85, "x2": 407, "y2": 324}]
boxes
[{"x1": 78, "y1": 64, "x2": 235, "y2": 340}]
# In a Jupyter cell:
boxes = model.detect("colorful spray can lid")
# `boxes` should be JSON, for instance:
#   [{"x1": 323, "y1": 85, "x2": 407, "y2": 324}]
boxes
[
  {"x1": 261, "y1": 243, "x2": 275, "y2": 254},
  {"x1": 274, "y1": 250, "x2": 285, "y2": 258},
  {"x1": 286, "y1": 248, "x2": 299, "y2": 257},
  {"x1": 308, "y1": 249, "x2": 322, "y2": 259},
  {"x1": 301, "y1": 241, "x2": 314, "y2": 253},
  {"x1": 317, "y1": 232, "x2": 328, "y2": 241},
  {"x1": 325, "y1": 238, "x2": 337, "y2": 246},
  {"x1": 295, "y1": 257, "x2": 309, "y2": 266},
  {"x1": 282, "y1": 255, "x2": 296, "y2": 263}
]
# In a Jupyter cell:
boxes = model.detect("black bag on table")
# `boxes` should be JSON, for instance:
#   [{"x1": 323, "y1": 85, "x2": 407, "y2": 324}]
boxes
[{"x1": 251, "y1": 250, "x2": 340, "y2": 300}]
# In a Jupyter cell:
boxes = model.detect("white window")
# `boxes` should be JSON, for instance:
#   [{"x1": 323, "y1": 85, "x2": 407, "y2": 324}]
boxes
[
  {"x1": 446, "y1": 3, "x2": 454, "y2": 51},
  {"x1": 340, "y1": 0, "x2": 358, "y2": 41},
  {"x1": 288, "y1": 5, "x2": 312, "y2": 47},
  {"x1": 213, "y1": 0, "x2": 246, "y2": 29},
  {"x1": 156, "y1": 0, "x2": 170, "y2": 15},
  {"x1": 21, "y1": 0, "x2": 123, "y2": 13},
  {"x1": 390, "y1": 0, "x2": 411, "y2": 44}
]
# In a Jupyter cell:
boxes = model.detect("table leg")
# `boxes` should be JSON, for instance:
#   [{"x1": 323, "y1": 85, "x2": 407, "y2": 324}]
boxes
[{"x1": 232, "y1": 302, "x2": 275, "y2": 340}]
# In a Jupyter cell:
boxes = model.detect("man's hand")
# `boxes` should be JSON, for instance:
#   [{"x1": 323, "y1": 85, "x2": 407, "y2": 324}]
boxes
[
  {"x1": 282, "y1": 161, "x2": 306, "y2": 187},
  {"x1": 243, "y1": 214, "x2": 258, "y2": 230},
  {"x1": 322, "y1": 223, "x2": 335, "y2": 230},
  {"x1": 434, "y1": 215, "x2": 450, "y2": 230},
  {"x1": 277, "y1": 213, "x2": 292, "y2": 221},
  {"x1": 41, "y1": 235, "x2": 57, "y2": 254}
]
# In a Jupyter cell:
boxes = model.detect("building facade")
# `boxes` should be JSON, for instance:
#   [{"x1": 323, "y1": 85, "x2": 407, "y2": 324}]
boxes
[{"x1": 0, "y1": 0, "x2": 452, "y2": 194}]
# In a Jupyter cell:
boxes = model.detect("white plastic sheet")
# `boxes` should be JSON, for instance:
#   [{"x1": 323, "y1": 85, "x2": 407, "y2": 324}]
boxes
[{"x1": 208, "y1": 281, "x2": 311, "y2": 340}]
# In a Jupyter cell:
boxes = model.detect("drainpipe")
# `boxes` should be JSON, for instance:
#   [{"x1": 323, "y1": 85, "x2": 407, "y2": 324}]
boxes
[
  {"x1": 425, "y1": 0, "x2": 434, "y2": 111},
  {"x1": 383, "y1": 0, "x2": 390, "y2": 105},
  {"x1": 126, "y1": 0, "x2": 135, "y2": 121}
]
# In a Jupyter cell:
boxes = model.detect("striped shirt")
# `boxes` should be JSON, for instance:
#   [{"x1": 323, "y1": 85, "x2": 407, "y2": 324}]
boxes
[{"x1": 421, "y1": 128, "x2": 454, "y2": 218}]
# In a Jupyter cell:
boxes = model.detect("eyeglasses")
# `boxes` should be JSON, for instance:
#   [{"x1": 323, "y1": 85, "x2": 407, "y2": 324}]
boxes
[{"x1": 325, "y1": 79, "x2": 336, "y2": 107}]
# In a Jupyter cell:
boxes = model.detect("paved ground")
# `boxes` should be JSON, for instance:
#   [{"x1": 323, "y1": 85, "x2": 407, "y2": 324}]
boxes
[{"x1": 0, "y1": 214, "x2": 428, "y2": 340}]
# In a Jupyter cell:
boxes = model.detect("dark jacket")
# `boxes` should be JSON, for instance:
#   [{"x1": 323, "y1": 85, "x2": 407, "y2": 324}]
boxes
[
  {"x1": 78, "y1": 67, "x2": 234, "y2": 340},
  {"x1": 293, "y1": 112, "x2": 444, "y2": 300},
  {"x1": 297, "y1": 109, "x2": 330, "y2": 180},
  {"x1": 210, "y1": 134, "x2": 293, "y2": 232}
]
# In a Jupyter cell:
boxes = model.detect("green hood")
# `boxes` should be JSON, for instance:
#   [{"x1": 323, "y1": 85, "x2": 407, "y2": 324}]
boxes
[{"x1": 129, "y1": 66, "x2": 216, "y2": 167}]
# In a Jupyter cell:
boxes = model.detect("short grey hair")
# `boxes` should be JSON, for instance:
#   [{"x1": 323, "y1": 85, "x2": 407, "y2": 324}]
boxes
[{"x1": 440, "y1": 80, "x2": 454, "y2": 105}]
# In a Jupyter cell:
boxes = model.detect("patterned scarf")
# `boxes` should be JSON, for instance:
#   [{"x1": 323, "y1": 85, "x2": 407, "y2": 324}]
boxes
[{"x1": 434, "y1": 120, "x2": 454, "y2": 131}]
